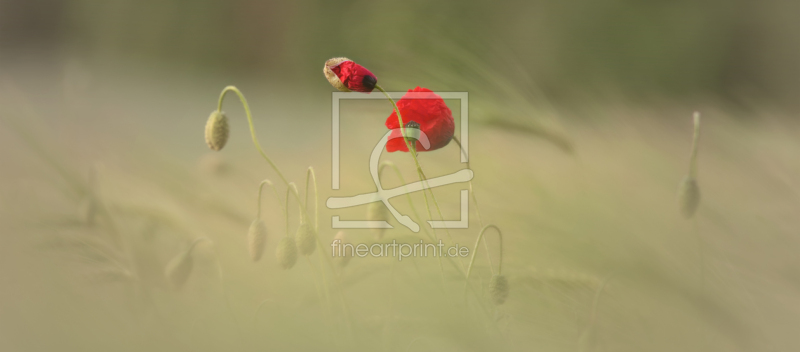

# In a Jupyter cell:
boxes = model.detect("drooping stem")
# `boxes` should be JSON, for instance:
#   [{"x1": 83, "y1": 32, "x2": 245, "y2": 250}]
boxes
[
  {"x1": 305, "y1": 167, "x2": 319, "y2": 230},
  {"x1": 285, "y1": 183, "x2": 301, "y2": 237},
  {"x1": 256, "y1": 179, "x2": 284, "y2": 220},
  {"x1": 464, "y1": 225, "x2": 504, "y2": 292},
  {"x1": 217, "y1": 86, "x2": 290, "y2": 186},
  {"x1": 689, "y1": 112, "x2": 701, "y2": 179},
  {"x1": 452, "y1": 136, "x2": 495, "y2": 273},
  {"x1": 305, "y1": 167, "x2": 333, "y2": 312}
]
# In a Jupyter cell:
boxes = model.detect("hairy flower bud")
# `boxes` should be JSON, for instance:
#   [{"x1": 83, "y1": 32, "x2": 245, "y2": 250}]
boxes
[
  {"x1": 205, "y1": 110, "x2": 229, "y2": 151},
  {"x1": 488, "y1": 274, "x2": 509, "y2": 305},
  {"x1": 295, "y1": 221, "x2": 316, "y2": 256},
  {"x1": 323, "y1": 57, "x2": 378, "y2": 93},
  {"x1": 677, "y1": 177, "x2": 701, "y2": 218},
  {"x1": 248, "y1": 219, "x2": 268, "y2": 262},
  {"x1": 276, "y1": 236, "x2": 298, "y2": 270}
]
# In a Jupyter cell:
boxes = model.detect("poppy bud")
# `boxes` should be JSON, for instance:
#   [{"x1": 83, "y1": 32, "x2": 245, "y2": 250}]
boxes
[
  {"x1": 323, "y1": 57, "x2": 378, "y2": 93},
  {"x1": 367, "y1": 201, "x2": 390, "y2": 239},
  {"x1": 295, "y1": 221, "x2": 316, "y2": 256},
  {"x1": 488, "y1": 274, "x2": 509, "y2": 305},
  {"x1": 677, "y1": 176, "x2": 701, "y2": 218},
  {"x1": 276, "y1": 236, "x2": 298, "y2": 270},
  {"x1": 248, "y1": 219, "x2": 268, "y2": 262},
  {"x1": 205, "y1": 110, "x2": 229, "y2": 151}
]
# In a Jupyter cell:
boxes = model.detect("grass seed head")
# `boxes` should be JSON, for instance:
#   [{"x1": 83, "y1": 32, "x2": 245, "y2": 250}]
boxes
[
  {"x1": 248, "y1": 219, "x2": 268, "y2": 262},
  {"x1": 276, "y1": 236, "x2": 298, "y2": 269},
  {"x1": 205, "y1": 110, "x2": 229, "y2": 151},
  {"x1": 489, "y1": 274, "x2": 510, "y2": 305},
  {"x1": 677, "y1": 176, "x2": 701, "y2": 218},
  {"x1": 295, "y1": 221, "x2": 317, "y2": 256}
]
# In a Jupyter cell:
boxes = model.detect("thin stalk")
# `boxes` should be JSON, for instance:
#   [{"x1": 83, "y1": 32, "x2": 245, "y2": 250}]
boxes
[
  {"x1": 464, "y1": 225, "x2": 504, "y2": 292},
  {"x1": 257, "y1": 179, "x2": 284, "y2": 220},
  {"x1": 216, "y1": 86, "x2": 303, "y2": 207},
  {"x1": 376, "y1": 85, "x2": 463, "y2": 276},
  {"x1": 453, "y1": 136, "x2": 495, "y2": 274},
  {"x1": 689, "y1": 112, "x2": 701, "y2": 179}
]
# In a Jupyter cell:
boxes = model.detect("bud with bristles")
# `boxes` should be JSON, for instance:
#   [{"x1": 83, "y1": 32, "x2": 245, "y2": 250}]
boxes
[
  {"x1": 323, "y1": 57, "x2": 378, "y2": 93},
  {"x1": 488, "y1": 274, "x2": 509, "y2": 305},
  {"x1": 276, "y1": 236, "x2": 298, "y2": 269},
  {"x1": 165, "y1": 239, "x2": 205, "y2": 290},
  {"x1": 677, "y1": 177, "x2": 701, "y2": 218},
  {"x1": 295, "y1": 221, "x2": 316, "y2": 256},
  {"x1": 248, "y1": 219, "x2": 268, "y2": 262},
  {"x1": 205, "y1": 110, "x2": 229, "y2": 151},
  {"x1": 367, "y1": 201, "x2": 390, "y2": 238}
]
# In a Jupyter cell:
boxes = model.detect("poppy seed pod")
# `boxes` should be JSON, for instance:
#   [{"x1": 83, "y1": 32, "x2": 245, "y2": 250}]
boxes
[
  {"x1": 248, "y1": 219, "x2": 268, "y2": 262},
  {"x1": 323, "y1": 57, "x2": 378, "y2": 93},
  {"x1": 205, "y1": 110, "x2": 229, "y2": 151},
  {"x1": 488, "y1": 274, "x2": 509, "y2": 305},
  {"x1": 677, "y1": 176, "x2": 701, "y2": 218},
  {"x1": 295, "y1": 221, "x2": 316, "y2": 256},
  {"x1": 276, "y1": 236, "x2": 298, "y2": 270},
  {"x1": 367, "y1": 201, "x2": 390, "y2": 238}
]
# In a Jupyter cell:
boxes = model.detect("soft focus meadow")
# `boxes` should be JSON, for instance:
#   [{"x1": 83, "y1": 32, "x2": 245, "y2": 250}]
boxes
[{"x1": 1, "y1": 1, "x2": 800, "y2": 352}]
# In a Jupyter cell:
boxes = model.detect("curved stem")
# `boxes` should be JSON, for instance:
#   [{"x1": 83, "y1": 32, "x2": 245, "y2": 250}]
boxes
[
  {"x1": 284, "y1": 183, "x2": 301, "y2": 237},
  {"x1": 464, "y1": 225, "x2": 504, "y2": 292},
  {"x1": 689, "y1": 112, "x2": 701, "y2": 178},
  {"x1": 252, "y1": 298, "x2": 273, "y2": 325},
  {"x1": 217, "y1": 86, "x2": 291, "y2": 187},
  {"x1": 257, "y1": 179, "x2": 284, "y2": 220},
  {"x1": 452, "y1": 136, "x2": 494, "y2": 273}
]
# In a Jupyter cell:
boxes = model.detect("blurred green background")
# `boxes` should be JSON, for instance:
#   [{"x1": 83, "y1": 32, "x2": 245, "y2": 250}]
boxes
[
  {"x1": 1, "y1": 1, "x2": 800, "y2": 352},
  {"x1": 2, "y1": 0, "x2": 800, "y2": 107}
]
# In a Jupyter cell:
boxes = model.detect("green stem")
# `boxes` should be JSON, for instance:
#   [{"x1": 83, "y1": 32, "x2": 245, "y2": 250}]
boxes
[
  {"x1": 452, "y1": 136, "x2": 495, "y2": 274},
  {"x1": 464, "y1": 225, "x2": 504, "y2": 292},
  {"x1": 376, "y1": 85, "x2": 463, "y2": 277},
  {"x1": 689, "y1": 112, "x2": 701, "y2": 179},
  {"x1": 216, "y1": 86, "x2": 303, "y2": 208},
  {"x1": 256, "y1": 179, "x2": 284, "y2": 220}
]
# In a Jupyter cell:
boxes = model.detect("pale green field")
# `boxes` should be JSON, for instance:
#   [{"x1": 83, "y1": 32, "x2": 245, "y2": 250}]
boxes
[{"x1": 1, "y1": 61, "x2": 799, "y2": 352}]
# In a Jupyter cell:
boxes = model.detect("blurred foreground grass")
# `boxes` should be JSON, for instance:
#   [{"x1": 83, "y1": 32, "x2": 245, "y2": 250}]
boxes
[{"x1": 0, "y1": 62, "x2": 799, "y2": 352}]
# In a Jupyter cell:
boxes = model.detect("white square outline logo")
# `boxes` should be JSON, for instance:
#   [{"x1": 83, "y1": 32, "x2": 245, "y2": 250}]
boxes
[{"x1": 328, "y1": 91, "x2": 470, "y2": 232}]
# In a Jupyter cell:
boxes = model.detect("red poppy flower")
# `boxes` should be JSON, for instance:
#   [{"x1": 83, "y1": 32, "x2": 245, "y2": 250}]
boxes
[
  {"x1": 323, "y1": 57, "x2": 377, "y2": 93},
  {"x1": 385, "y1": 87, "x2": 454, "y2": 152}
]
